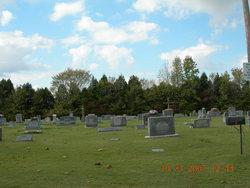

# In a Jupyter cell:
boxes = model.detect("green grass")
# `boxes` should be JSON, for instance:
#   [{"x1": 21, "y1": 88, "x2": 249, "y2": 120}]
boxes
[{"x1": 0, "y1": 117, "x2": 250, "y2": 188}]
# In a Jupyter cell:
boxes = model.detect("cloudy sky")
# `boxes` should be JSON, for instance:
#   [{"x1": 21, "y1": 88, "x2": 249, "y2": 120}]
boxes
[{"x1": 0, "y1": 0, "x2": 247, "y2": 88}]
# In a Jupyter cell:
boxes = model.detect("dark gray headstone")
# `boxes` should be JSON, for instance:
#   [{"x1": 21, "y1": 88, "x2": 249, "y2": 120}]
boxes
[
  {"x1": 97, "y1": 127, "x2": 122, "y2": 132},
  {"x1": 26, "y1": 118, "x2": 41, "y2": 130},
  {"x1": 145, "y1": 116, "x2": 178, "y2": 138},
  {"x1": 225, "y1": 107, "x2": 245, "y2": 125},
  {"x1": 59, "y1": 116, "x2": 76, "y2": 125},
  {"x1": 111, "y1": 116, "x2": 127, "y2": 127},
  {"x1": 16, "y1": 113, "x2": 23, "y2": 123},
  {"x1": 193, "y1": 119, "x2": 210, "y2": 128},
  {"x1": 16, "y1": 134, "x2": 33, "y2": 142},
  {"x1": 85, "y1": 114, "x2": 98, "y2": 128}
]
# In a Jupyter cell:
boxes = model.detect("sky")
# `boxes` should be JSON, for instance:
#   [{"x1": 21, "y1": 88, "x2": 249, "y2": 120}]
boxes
[{"x1": 0, "y1": 0, "x2": 247, "y2": 88}]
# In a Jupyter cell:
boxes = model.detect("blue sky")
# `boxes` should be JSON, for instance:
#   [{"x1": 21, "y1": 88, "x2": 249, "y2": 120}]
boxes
[{"x1": 0, "y1": 0, "x2": 247, "y2": 88}]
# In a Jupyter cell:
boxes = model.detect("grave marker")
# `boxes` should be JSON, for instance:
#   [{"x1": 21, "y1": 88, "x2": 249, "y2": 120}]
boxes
[
  {"x1": 111, "y1": 116, "x2": 127, "y2": 127},
  {"x1": 85, "y1": 114, "x2": 98, "y2": 128},
  {"x1": 97, "y1": 127, "x2": 122, "y2": 132},
  {"x1": 16, "y1": 113, "x2": 23, "y2": 123},
  {"x1": 145, "y1": 116, "x2": 178, "y2": 138},
  {"x1": 16, "y1": 134, "x2": 33, "y2": 142},
  {"x1": 25, "y1": 117, "x2": 42, "y2": 133}
]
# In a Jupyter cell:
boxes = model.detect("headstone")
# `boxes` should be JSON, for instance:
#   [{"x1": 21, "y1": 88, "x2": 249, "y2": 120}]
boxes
[
  {"x1": 85, "y1": 114, "x2": 98, "y2": 128},
  {"x1": 16, "y1": 134, "x2": 33, "y2": 142},
  {"x1": 69, "y1": 112, "x2": 73, "y2": 117},
  {"x1": 16, "y1": 113, "x2": 23, "y2": 123},
  {"x1": 111, "y1": 116, "x2": 127, "y2": 127},
  {"x1": 198, "y1": 108, "x2": 207, "y2": 119},
  {"x1": 59, "y1": 116, "x2": 76, "y2": 125},
  {"x1": 209, "y1": 108, "x2": 221, "y2": 117},
  {"x1": 97, "y1": 127, "x2": 122, "y2": 132},
  {"x1": 26, "y1": 117, "x2": 42, "y2": 133},
  {"x1": 162, "y1": 108, "x2": 173, "y2": 117},
  {"x1": 53, "y1": 114, "x2": 57, "y2": 122},
  {"x1": 7, "y1": 121, "x2": 14, "y2": 127},
  {"x1": 193, "y1": 119, "x2": 210, "y2": 128},
  {"x1": 37, "y1": 115, "x2": 41, "y2": 123},
  {"x1": 190, "y1": 110, "x2": 198, "y2": 117},
  {"x1": 145, "y1": 116, "x2": 178, "y2": 138},
  {"x1": 44, "y1": 117, "x2": 51, "y2": 123},
  {"x1": 192, "y1": 108, "x2": 210, "y2": 128},
  {"x1": 225, "y1": 107, "x2": 245, "y2": 125}
]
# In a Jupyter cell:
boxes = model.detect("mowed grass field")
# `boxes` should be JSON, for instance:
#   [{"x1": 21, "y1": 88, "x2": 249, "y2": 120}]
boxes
[{"x1": 0, "y1": 117, "x2": 250, "y2": 188}]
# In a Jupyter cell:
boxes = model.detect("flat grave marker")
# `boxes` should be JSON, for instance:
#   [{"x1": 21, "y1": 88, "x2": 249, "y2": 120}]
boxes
[{"x1": 16, "y1": 134, "x2": 33, "y2": 142}]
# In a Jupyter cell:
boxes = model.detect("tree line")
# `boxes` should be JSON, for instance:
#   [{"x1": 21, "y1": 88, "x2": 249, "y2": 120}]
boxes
[{"x1": 0, "y1": 56, "x2": 250, "y2": 121}]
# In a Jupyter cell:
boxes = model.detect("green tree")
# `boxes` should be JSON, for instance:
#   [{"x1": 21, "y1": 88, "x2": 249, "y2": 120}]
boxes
[
  {"x1": 197, "y1": 73, "x2": 212, "y2": 109},
  {"x1": 170, "y1": 57, "x2": 184, "y2": 87},
  {"x1": 111, "y1": 75, "x2": 128, "y2": 114},
  {"x1": 14, "y1": 83, "x2": 35, "y2": 118},
  {"x1": 51, "y1": 68, "x2": 91, "y2": 94},
  {"x1": 32, "y1": 88, "x2": 54, "y2": 117},
  {"x1": 0, "y1": 79, "x2": 15, "y2": 120},
  {"x1": 183, "y1": 56, "x2": 199, "y2": 81},
  {"x1": 53, "y1": 84, "x2": 69, "y2": 116},
  {"x1": 127, "y1": 76, "x2": 145, "y2": 115},
  {"x1": 231, "y1": 67, "x2": 245, "y2": 87}
]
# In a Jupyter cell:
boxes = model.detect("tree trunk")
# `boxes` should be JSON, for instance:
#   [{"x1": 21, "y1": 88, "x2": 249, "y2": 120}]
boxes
[{"x1": 243, "y1": 0, "x2": 250, "y2": 63}]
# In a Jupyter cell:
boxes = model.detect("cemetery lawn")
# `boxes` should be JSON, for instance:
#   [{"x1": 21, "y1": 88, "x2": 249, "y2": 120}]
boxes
[{"x1": 0, "y1": 117, "x2": 250, "y2": 188}]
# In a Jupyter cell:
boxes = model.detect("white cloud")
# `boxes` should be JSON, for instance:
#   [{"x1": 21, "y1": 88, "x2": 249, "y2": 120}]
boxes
[
  {"x1": 3, "y1": 71, "x2": 55, "y2": 88},
  {"x1": 77, "y1": 16, "x2": 158, "y2": 45},
  {"x1": 133, "y1": 0, "x2": 161, "y2": 13},
  {"x1": 160, "y1": 42, "x2": 219, "y2": 69},
  {"x1": 89, "y1": 63, "x2": 99, "y2": 70},
  {"x1": 0, "y1": 10, "x2": 13, "y2": 26},
  {"x1": 61, "y1": 34, "x2": 85, "y2": 47},
  {"x1": 50, "y1": 0, "x2": 84, "y2": 22},
  {"x1": 0, "y1": 30, "x2": 54, "y2": 75},
  {"x1": 95, "y1": 45, "x2": 134, "y2": 69},
  {"x1": 68, "y1": 45, "x2": 91, "y2": 68},
  {"x1": 133, "y1": 0, "x2": 239, "y2": 30}
]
